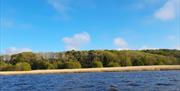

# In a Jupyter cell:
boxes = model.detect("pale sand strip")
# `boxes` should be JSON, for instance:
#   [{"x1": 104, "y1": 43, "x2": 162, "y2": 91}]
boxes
[{"x1": 0, "y1": 65, "x2": 180, "y2": 75}]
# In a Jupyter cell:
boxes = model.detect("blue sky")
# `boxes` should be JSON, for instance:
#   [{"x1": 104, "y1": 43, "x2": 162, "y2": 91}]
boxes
[{"x1": 0, "y1": 0, "x2": 180, "y2": 54}]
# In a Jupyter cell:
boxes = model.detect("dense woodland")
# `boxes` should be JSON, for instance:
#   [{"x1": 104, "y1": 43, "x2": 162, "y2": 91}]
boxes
[{"x1": 0, "y1": 49, "x2": 180, "y2": 71}]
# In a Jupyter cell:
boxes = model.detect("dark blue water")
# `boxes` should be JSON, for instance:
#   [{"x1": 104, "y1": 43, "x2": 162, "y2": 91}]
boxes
[{"x1": 0, "y1": 70, "x2": 180, "y2": 91}]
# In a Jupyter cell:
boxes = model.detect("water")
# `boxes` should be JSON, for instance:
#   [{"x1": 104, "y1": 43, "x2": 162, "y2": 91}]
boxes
[{"x1": 0, "y1": 70, "x2": 180, "y2": 91}]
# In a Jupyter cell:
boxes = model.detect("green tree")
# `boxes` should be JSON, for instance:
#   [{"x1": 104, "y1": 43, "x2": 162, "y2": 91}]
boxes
[
  {"x1": 120, "y1": 57, "x2": 132, "y2": 66},
  {"x1": 63, "y1": 61, "x2": 81, "y2": 69},
  {"x1": 0, "y1": 61, "x2": 16, "y2": 71},
  {"x1": 15, "y1": 62, "x2": 31, "y2": 71},
  {"x1": 91, "y1": 61, "x2": 103, "y2": 68},
  {"x1": 10, "y1": 52, "x2": 42, "y2": 65},
  {"x1": 107, "y1": 62, "x2": 120, "y2": 67},
  {"x1": 132, "y1": 59, "x2": 144, "y2": 66},
  {"x1": 31, "y1": 61, "x2": 53, "y2": 69}
]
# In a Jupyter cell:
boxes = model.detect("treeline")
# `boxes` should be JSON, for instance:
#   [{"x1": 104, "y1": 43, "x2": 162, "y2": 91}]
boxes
[
  {"x1": 0, "y1": 49, "x2": 179, "y2": 71},
  {"x1": 142, "y1": 49, "x2": 180, "y2": 59}
]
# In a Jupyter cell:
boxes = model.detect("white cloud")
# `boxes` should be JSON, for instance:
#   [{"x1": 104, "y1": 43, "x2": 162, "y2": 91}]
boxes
[
  {"x1": 48, "y1": 0, "x2": 95, "y2": 20},
  {"x1": 62, "y1": 32, "x2": 91, "y2": 50},
  {"x1": 114, "y1": 37, "x2": 129, "y2": 50},
  {"x1": 5, "y1": 47, "x2": 32, "y2": 55},
  {"x1": 139, "y1": 45, "x2": 180, "y2": 50},
  {"x1": 167, "y1": 35, "x2": 179, "y2": 42},
  {"x1": 167, "y1": 35, "x2": 177, "y2": 40},
  {"x1": 139, "y1": 45, "x2": 158, "y2": 50},
  {"x1": 0, "y1": 19, "x2": 14, "y2": 28},
  {"x1": 154, "y1": 0, "x2": 180, "y2": 21},
  {"x1": 176, "y1": 46, "x2": 180, "y2": 50},
  {"x1": 167, "y1": 35, "x2": 180, "y2": 49},
  {"x1": 48, "y1": 0, "x2": 68, "y2": 13},
  {"x1": 0, "y1": 18, "x2": 32, "y2": 29},
  {"x1": 48, "y1": 0, "x2": 71, "y2": 20}
]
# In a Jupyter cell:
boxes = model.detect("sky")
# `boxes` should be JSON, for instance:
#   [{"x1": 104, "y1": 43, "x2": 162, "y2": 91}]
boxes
[{"x1": 0, "y1": 0, "x2": 180, "y2": 55}]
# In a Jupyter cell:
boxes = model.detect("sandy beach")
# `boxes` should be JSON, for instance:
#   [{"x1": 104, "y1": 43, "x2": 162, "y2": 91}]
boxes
[{"x1": 0, "y1": 65, "x2": 180, "y2": 75}]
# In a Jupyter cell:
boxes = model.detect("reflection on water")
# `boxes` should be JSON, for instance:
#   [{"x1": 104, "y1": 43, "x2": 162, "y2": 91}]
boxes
[{"x1": 0, "y1": 70, "x2": 180, "y2": 91}]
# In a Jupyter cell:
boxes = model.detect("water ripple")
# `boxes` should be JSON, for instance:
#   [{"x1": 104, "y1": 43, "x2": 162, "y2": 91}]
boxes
[{"x1": 0, "y1": 70, "x2": 180, "y2": 91}]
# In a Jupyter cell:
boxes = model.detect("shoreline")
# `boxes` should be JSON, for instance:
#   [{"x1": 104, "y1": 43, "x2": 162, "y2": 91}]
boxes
[{"x1": 0, "y1": 65, "x2": 180, "y2": 75}]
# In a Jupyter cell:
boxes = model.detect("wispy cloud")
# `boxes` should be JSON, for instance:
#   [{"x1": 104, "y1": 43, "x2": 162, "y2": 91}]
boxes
[
  {"x1": 0, "y1": 18, "x2": 32, "y2": 29},
  {"x1": 0, "y1": 19, "x2": 14, "y2": 29},
  {"x1": 5, "y1": 47, "x2": 32, "y2": 55},
  {"x1": 113, "y1": 37, "x2": 129, "y2": 50},
  {"x1": 167, "y1": 35, "x2": 178, "y2": 41},
  {"x1": 62, "y1": 32, "x2": 91, "y2": 50},
  {"x1": 139, "y1": 45, "x2": 158, "y2": 50},
  {"x1": 48, "y1": 0, "x2": 69, "y2": 13},
  {"x1": 48, "y1": 0, "x2": 95, "y2": 20},
  {"x1": 48, "y1": 0, "x2": 71, "y2": 20},
  {"x1": 167, "y1": 35, "x2": 180, "y2": 49},
  {"x1": 130, "y1": 0, "x2": 161, "y2": 10},
  {"x1": 176, "y1": 46, "x2": 180, "y2": 50},
  {"x1": 154, "y1": 0, "x2": 180, "y2": 21}
]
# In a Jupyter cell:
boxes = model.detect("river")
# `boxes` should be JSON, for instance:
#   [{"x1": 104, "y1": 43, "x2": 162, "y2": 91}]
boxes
[{"x1": 0, "y1": 70, "x2": 180, "y2": 91}]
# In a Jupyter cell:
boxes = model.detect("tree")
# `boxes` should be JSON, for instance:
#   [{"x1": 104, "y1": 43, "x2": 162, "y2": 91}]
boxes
[
  {"x1": 31, "y1": 61, "x2": 53, "y2": 69},
  {"x1": 91, "y1": 61, "x2": 103, "y2": 68},
  {"x1": 107, "y1": 62, "x2": 120, "y2": 67},
  {"x1": 0, "y1": 49, "x2": 179, "y2": 71},
  {"x1": 101, "y1": 51, "x2": 118, "y2": 67},
  {"x1": 10, "y1": 52, "x2": 42, "y2": 65},
  {"x1": 132, "y1": 59, "x2": 144, "y2": 66},
  {"x1": 120, "y1": 57, "x2": 132, "y2": 66},
  {"x1": 63, "y1": 61, "x2": 81, "y2": 69},
  {"x1": 15, "y1": 62, "x2": 31, "y2": 71},
  {"x1": 0, "y1": 61, "x2": 9, "y2": 71}
]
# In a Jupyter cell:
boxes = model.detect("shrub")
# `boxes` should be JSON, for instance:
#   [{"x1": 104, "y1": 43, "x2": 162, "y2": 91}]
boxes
[
  {"x1": 31, "y1": 61, "x2": 53, "y2": 69},
  {"x1": 56, "y1": 61, "x2": 64, "y2": 69},
  {"x1": 91, "y1": 61, "x2": 103, "y2": 68},
  {"x1": 120, "y1": 58, "x2": 132, "y2": 66},
  {"x1": 132, "y1": 59, "x2": 144, "y2": 66},
  {"x1": 154, "y1": 60, "x2": 164, "y2": 65},
  {"x1": 0, "y1": 61, "x2": 17, "y2": 71},
  {"x1": 107, "y1": 62, "x2": 120, "y2": 67},
  {"x1": 2, "y1": 65, "x2": 16, "y2": 71},
  {"x1": 63, "y1": 61, "x2": 81, "y2": 69},
  {"x1": 0, "y1": 61, "x2": 9, "y2": 70},
  {"x1": 47, "y1": 63, "x2": 55, "y2": 69},
  {"x1": 15, "y1": 62, "x2": 31, "y2": 71},
  {"x1": 0, "y1": 62, "x2": 16, "y2": 71}
]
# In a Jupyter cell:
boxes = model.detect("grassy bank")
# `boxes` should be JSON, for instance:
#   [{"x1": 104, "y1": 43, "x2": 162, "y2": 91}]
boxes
[{"x1": 0, "y1": 65, "x2": 180, "y2": 75}]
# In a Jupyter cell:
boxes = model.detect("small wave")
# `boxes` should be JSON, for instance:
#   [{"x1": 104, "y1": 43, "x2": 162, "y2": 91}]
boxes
[
  {"x1": 169, "y1": 79, "x2": 179, "y2": 82},
  {"x1": 108, "y1": 87, "x2": 119, "y2": 91},
  {"x1": 127, "y1": 83, "x2": 141, "y2": 86},
  {"x1": 156, "y1": 83, "x2": 174, "y2": 86},
  {"x1": 121, "y1": 80, "x2": 131, "y2": 83},
  {"x1": 13, "y1": 83, "x2": 27, "y2": 86},
  {"x1": 80, "y1": 85, "x2": 94, "y2": 88}
]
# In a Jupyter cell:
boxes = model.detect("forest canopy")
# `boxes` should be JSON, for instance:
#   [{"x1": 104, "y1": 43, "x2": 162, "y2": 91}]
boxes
[{"x1": 0, "y1": 49, "x2": 179, "y2": 71}]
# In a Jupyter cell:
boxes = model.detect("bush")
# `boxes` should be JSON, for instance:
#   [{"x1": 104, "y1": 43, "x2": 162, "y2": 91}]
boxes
[
  {"x1": 154, "y1": 60, "x2": 164, "y2": 65},
  {"x1": 31, "y1": 61, "x2": 53, "y2": 69},
  {"x1": 91, "y1": 61, "x2": 103, "y2": 68},
  {"x1": 132, "y1": 59, "x2": 144, "y2": 66},
  {"x1": 63, "y1": 61, "x2": 81, "y2": 69},
  {"x1": 2, "y1": 65, "x2": 16, "y2": 71},
  {"x1": 0, "y1": 61, "x2": 9, "y2": 70},
  {"x1": 47, "y1": 63, "x2": 55, "y2": 69},
  {"x1": 15, "y1": 62, "x2": 31, "y2": 71},
  {"x1": 0, "y1": 61, "x2": 17, "y2": 71},
  {"x1": 0, "y1": 64, "x2": 16, "y2": 71},
  {"x1": 107, "y1": 62, "x2": 120, "y2": 67},
  {"x1": 56, "y1": 61, "x2": 64, "y2": 69},
  {"x1": 121, "y1": 59, "x2": 132, "y2": 66}
]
